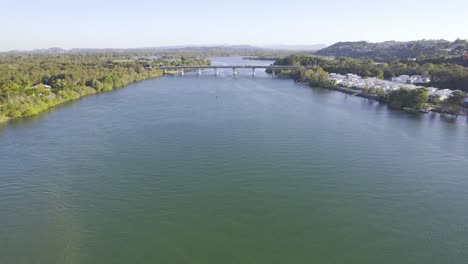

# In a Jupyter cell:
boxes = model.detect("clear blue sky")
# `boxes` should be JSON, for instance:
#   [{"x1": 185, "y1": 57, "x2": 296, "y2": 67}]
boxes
[{"x1": 1, "y1": 0, "x2": 467, "y2": 51}]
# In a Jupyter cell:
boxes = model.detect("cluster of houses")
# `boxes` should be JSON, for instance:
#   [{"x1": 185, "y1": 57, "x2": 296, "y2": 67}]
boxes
[
  {"x1": 390, "y1": 75, "x2": 430, "y2": 84},
  {"x1": 329, "y1": 73, "x2": 456, "y2": 101}
]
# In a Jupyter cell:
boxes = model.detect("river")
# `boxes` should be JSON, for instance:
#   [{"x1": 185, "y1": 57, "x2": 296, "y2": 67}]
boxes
[{"x1": 1, "y1": 57, "x2": 468, "y2": 264}]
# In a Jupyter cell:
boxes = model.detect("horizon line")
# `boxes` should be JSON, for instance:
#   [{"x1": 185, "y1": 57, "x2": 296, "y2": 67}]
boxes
[{"x1": 2, "y1": 38, "x2": 466, "y2": 53}]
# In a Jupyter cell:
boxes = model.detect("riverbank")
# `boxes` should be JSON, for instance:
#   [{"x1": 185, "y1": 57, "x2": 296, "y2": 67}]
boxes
[
  {"x1": 269, "y1": 55, "x2": 468, "y2": 116},
  {"x1": 3, "y1": 55, "x2": 468, "y2": 264},
  {"x1": 295, "y1": 79, "x2": 467, "y2": 116},
  {"x1": 323, "y1": 85, "x2": 386, "y2": 102},
  {"x1": 0, "y1": 87, "x2": 96, "y2": 124},
  {"x1": 1, "y1": 54, "x2": 212, "y2": 125},
  {"x1": 0, "y1": 71, "x2": 164, "y2": 124}
]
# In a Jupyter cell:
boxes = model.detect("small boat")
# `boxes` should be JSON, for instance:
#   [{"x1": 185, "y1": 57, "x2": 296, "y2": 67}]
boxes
[{"x1": 419, "y1": 108, "x2": 430, "y2": 113}]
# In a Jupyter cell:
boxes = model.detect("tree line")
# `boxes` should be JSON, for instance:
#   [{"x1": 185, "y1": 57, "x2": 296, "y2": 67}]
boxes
[
  {"x1": 272, "y1": 55, "x2": 468, "y2": 92},
  {"x1": 271, "y1": 55, "x2": 467, "y2": 114},
  {"x1": 0, "y1": 54, "x2": 209, "y2": 122}
]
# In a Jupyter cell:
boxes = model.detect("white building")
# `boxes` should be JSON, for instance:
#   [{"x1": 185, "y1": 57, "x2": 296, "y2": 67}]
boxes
[
  {"x1": 31, "y1": 84, "x2": 51, "y2": 89},
  {"x1": 410, "y1": 75, "x2": 431, "y2": 84},
  {"x1": 346, "y1": 73, "x2": 360, "y2": 82},
  {"x1": 425, "y1": 87, "x2": 438, "y2": 95},
  {"x1": 328, "y1": 72, "x2": 463, "y2": 102},
  {"x1": 391, "y1": 75, "x2": 410, "y2": 84},
  {"x1": 434, "y1": 89, "x2": 453, "y2": 101}
]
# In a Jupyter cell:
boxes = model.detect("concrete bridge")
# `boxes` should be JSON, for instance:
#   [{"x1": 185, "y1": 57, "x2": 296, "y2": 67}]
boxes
[{"x1": 157, "y1": 65, "x2": 316, "y2": 76}]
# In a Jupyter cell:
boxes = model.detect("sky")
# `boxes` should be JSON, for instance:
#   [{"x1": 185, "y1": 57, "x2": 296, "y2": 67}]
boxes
[{"x1": 1, "y1": 0, "x2": 467, "y2": 51}]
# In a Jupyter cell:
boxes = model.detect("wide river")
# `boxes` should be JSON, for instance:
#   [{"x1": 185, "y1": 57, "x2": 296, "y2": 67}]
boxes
[{"x1": 1, "y1": 57, "x2": 468, "y2": 264}]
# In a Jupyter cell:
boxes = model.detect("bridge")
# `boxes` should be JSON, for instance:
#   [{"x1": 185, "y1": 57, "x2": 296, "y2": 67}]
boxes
[{"x1": 156, "y1": 65, "x2": 316, "y2": 76}]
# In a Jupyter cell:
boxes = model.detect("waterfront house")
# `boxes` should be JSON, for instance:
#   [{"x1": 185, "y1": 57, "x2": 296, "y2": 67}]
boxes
[
  {"x1": 31, "y1": 84, "x2": 51, "y2": 90},
  {"x1": 410, "y1": 75, "x2": 431, "y2": 84},
  {"x1": 332, "y1": 79, "x2": 343, "y2": 85},
  {"x1": 391, "y1": 77, "x2": 401, "y2": 83},
  {"x1": 329, "y1": 73, "x2": 347, "y2": 86},
  {"x1": 346, "y1": 73, "x2": 360, "y2": 82},
  {"x1": 391, "y1": 75, "x2": 411, "y2": 84},
  {"x1": 329, "y1": 72, "x2": 447, "y2": 97},
  {"x1": 425, "y1": 87, "x2": 438, "y2": 95},
  {"x1": 30, "y1": 84, "x2": 52, "y2": 96},
  {"x1": 399, "y1": 84, "x2": 418, "y2": 90},
  {"x1": 434, "y1": 89, "x2": 453, "y2": 101}
]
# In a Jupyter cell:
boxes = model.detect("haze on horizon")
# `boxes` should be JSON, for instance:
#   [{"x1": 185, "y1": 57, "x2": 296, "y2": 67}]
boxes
[{"x1": 1, "y1": 0, "x2": 467, "y2": 51}]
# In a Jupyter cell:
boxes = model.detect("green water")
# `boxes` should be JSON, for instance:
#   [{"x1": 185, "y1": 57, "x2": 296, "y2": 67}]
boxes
[{"x1": 1, "y1": 57, "x2": 468, "y2": 264}]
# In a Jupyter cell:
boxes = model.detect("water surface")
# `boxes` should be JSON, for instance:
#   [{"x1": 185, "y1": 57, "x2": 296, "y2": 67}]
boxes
[{"x1": 1, "y1": 57, "x2": 468, "y2": 264}]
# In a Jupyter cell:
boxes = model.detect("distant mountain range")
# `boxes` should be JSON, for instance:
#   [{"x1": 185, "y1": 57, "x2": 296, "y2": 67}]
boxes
[
  {"x1": 3, "y1": 44, "x2": 326, "y2": 55},
  {"x1": 315, "y1": 39, "x2": 467, "y2": 61},
  {"x1": 4, "y1": 40, "x2": 466, "y2": 62}
]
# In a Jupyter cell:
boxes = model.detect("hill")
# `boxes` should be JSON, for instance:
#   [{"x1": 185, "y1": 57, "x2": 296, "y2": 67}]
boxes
[
  {"x1": 315, "y1": 39, "x2": 467, "y2": 61},
  {"x1": 260, "y1": 44, "x2": 327, "y2": 51}
]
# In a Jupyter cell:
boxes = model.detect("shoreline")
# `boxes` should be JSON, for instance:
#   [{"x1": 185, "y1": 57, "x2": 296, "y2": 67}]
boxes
[
  {"x1": 2, "y1": 68, "x2": 465, "y2": 125},
  {"x1": 0, "y1": 74, "x2": 164, "y2": 125},
  {"x1": 295, "y1": 80, "x2": 468, "y2": 116}
]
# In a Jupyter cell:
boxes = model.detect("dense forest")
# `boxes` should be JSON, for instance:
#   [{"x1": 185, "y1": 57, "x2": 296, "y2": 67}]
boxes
[
  {"x1": 0, "y1": 54, "x2": 209, "y2": 122},
  {"x1": 272, "y1": 55, "x2": 468, "y2": 92},
  {"x1": 315, "y1": 39, "x2": 467, "y2": 61}
]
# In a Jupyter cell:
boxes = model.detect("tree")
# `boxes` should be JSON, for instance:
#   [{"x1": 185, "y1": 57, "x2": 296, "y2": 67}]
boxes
[
  {"x1": 308, "y1": 67, "x2": 330, "y2": 87},
  {"x1": 430, "y1": 95, "x2": 441, "y2": 105},
  {"x1": 0, "y1": 53, "x2": 208, "y2": 121},
  {"x1": 376, "y1": 88, "x2": 386, "y2": 99},
  {"x1": 440, "y1": 91, "x2": 466, "y2": 115},
  {"x1": 411, "y1": 88, "x2": 430, "y2": 108},
  {"x1": 388, "y1": 88, "x2": 429, "y2": 109}
]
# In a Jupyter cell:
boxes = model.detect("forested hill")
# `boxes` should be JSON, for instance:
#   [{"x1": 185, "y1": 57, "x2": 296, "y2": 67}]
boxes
[{"x1": 315, "y1": 39, "x2": 467, "y2": 61}]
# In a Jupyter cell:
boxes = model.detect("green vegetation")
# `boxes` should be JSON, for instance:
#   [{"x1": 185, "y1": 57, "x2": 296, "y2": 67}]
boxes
[
  {"x1": 291, "y1": 66, "x2": 331, "y2": 87},
  {"x1": 387, "y1": 88, "x2": 429, "y2": 109},
  {"x1": 271, "y1": 54, "x2": 467, "y2": 112},
  {"x1": 315, "y1": 39, "x2": 468, "y2": 61},
  {"x1": 272, "y1": 55, "x2": 468, "y2": 92},
  {"x1": 440, "y1": 91, "x2": 467, "y2": 115},
  {"x1": 0, "y1": 54, "x2": 208, "y2": 122}
]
